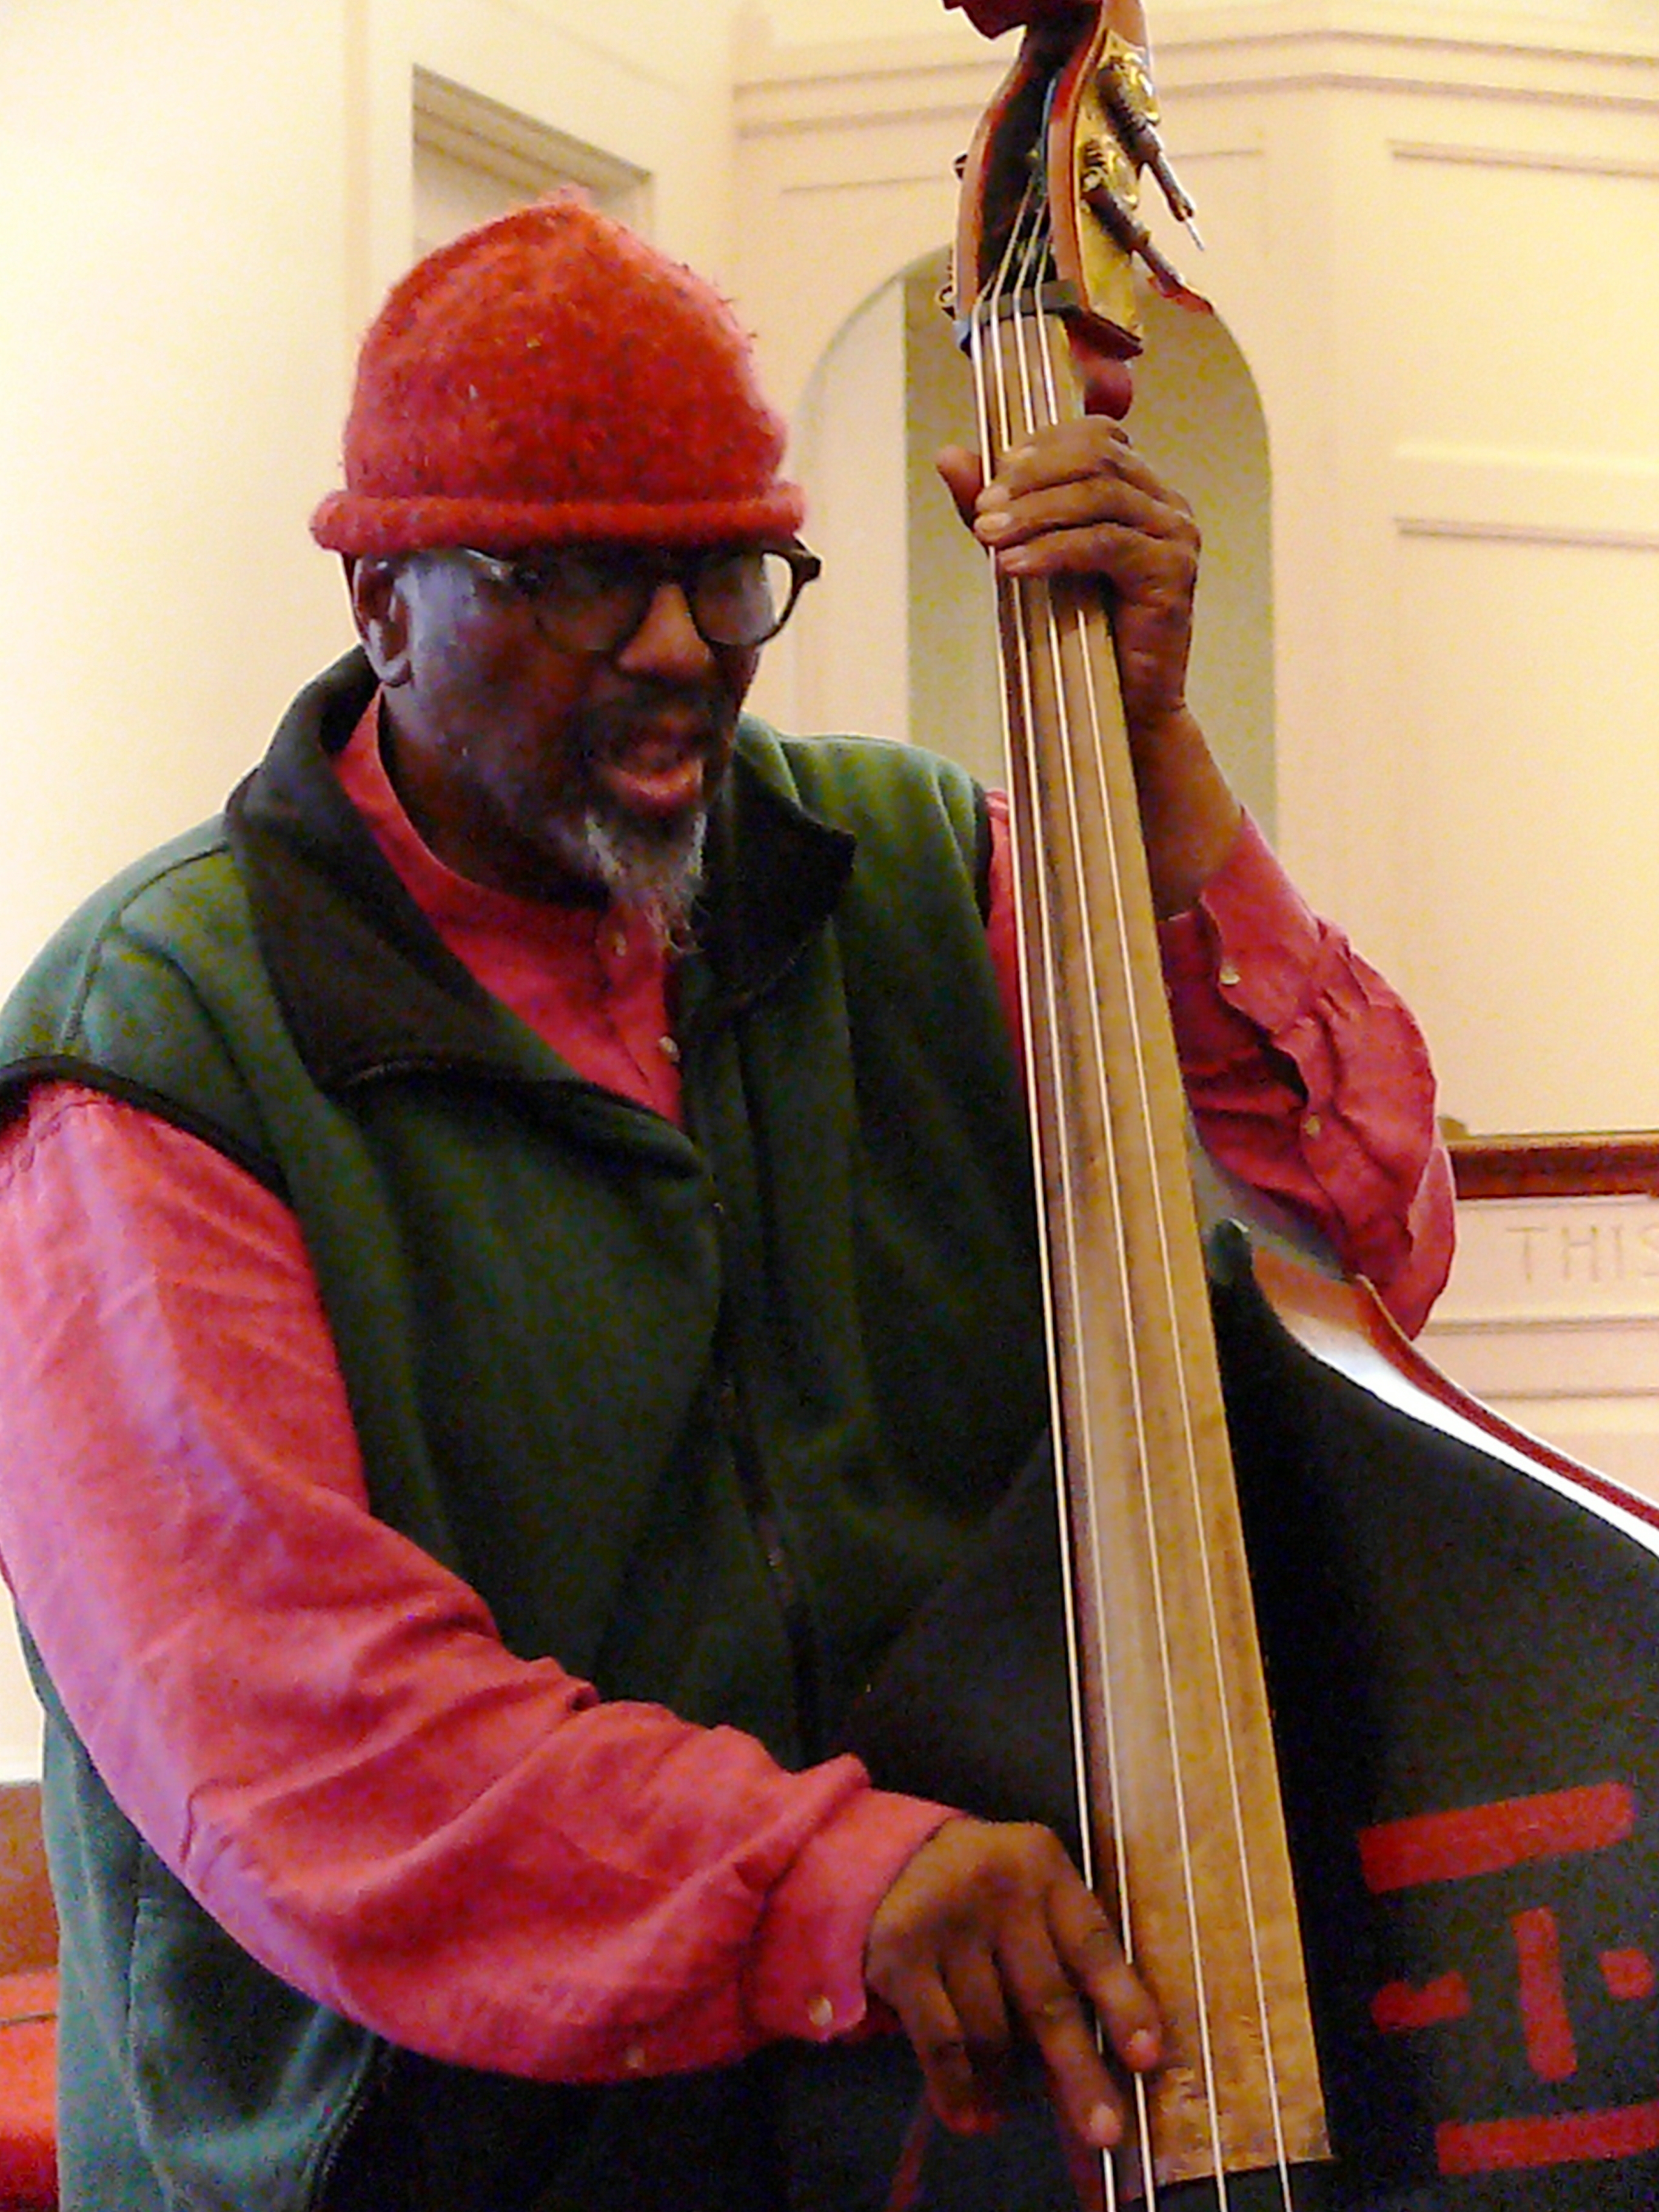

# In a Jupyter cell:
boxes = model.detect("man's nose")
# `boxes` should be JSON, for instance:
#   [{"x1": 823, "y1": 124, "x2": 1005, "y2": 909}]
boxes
[{"x1": 614, "y1": 581, "x2": 716, "y2": 679}]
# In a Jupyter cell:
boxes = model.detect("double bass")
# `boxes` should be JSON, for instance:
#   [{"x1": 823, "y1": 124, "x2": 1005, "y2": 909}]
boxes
[{"x1": 839, "y1": 3, "x2": 1659, "y2": 2205}]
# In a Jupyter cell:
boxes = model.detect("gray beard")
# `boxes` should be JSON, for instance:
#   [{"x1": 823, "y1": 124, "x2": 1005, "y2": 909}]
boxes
[{"x1": 557, "y1": 806, "x2": 707, "y2": 949}]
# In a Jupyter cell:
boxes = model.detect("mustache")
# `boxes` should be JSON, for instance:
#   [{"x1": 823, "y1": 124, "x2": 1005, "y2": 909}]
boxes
[{"x1": 571, "y1": 685, "x2": 729, "y2": 765}]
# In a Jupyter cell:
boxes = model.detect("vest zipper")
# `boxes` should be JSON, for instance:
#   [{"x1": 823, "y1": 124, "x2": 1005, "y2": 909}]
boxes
[
  {"x1": 305, "y1": 2038, "x2": 395, "y2": 2209},
  {"x1": 714, "y1": 1362, "x2": 825, "y2": 1763},
  {"x1": 680, "y1": 988, "x2": 828, "y2": 1763}
]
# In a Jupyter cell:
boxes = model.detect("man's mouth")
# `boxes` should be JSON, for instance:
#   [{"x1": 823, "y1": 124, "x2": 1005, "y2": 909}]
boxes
[
  {"x1": 593, "y1": 744, "x2": 706, "y2": 820},
  {"x1": 584, "y1": 709, "x2": 722, "y2": 823}
]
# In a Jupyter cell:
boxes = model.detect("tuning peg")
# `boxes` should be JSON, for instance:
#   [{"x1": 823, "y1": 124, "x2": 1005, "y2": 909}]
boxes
[
  {"x1": 1096, "y1": 38, "x2": 1204, "y2": 250},
  {"x1": 1080, "y1": 173, "x2": 1211, "y2": 315},
  {"x1": 1144, "y1": 146, "x2": 1205, "y2": 252}
]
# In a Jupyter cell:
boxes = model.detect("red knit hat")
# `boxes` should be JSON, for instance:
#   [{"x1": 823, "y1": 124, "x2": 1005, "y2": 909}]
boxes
[{"x1": 311, "y1": 195, "x2": 805, "y2": 556}]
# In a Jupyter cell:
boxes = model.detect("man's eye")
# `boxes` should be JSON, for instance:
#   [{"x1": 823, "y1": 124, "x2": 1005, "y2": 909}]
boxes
[
  {"x1": 698, "y1": 557, "x2": 759, "y2": 605},
  {"x1": 525, "y1": 556, "x2": 625, "y2": 603}
]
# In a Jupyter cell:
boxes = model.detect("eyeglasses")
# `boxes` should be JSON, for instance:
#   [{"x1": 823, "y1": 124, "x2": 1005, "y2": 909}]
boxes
[{"x1": 446, "y1": 542, "x2": 822, "y2": 655}]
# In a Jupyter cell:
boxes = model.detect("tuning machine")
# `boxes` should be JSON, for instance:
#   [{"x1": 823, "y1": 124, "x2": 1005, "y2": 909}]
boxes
[{"x1": 1079, "y1": 32, "x2": 1210, "y2": 312}]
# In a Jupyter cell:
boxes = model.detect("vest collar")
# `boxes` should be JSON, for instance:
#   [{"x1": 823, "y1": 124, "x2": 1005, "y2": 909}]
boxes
[{"x1": 226, "y1": 649, "x2": 857, "y2": 1093}]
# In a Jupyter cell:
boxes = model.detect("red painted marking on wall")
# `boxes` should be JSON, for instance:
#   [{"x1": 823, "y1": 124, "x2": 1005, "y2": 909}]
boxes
[
  {"x1": 1359, "y1": 1783, "x2": 1635, "y2": 1894},
  {"x1": 1371, "y1": 1973, "x2": 1470, "y2": 2033},
  {"x1": 1513, "y1": 1909, "x2": 1577, "y2": 2082},
  {"x1": 1438, "y1": 2096, "x2": 1659, "y2": 2174},
  {"x1": 1601, "y1": 1949, "x2": 1656, "y2": 2002}
]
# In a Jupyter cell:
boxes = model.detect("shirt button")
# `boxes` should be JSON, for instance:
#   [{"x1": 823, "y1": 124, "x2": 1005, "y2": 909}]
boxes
[
  {"x1": 806, "y1": 1995, "x2": 836, "y2": 2033},
  {"x1": 659, "y1": 1035, "x2": 681, "y2": 1064},
  {"x1": 611, "y1": 930, "x2": 628, "y2": 961},
  {"x1": 624, "y1": 2043, "x2": 648, "y2": 2073},
  {"x1": 1218, "y1": 962, "x2": 1241, "y2": 988},
  {"x1": 1303, "y1": 1112, "x2": 1322, "y2": 1139}
]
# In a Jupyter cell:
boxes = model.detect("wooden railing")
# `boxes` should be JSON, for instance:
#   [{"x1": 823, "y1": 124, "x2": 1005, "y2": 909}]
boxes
[{"x1": 1448, "y1": 1132, "x2": 1659, "y2": 1203}]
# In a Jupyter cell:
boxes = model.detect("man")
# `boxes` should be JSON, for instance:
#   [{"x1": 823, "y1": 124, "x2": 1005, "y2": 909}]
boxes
[{"x1": 0, "y1": 199, "x2": 1450, "y2": 2209}]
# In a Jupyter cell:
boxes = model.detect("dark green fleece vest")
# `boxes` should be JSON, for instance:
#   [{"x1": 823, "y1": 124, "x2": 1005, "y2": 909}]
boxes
[{"x1": 0, "y1": 653, "x2": 1048, "y2": 2207}]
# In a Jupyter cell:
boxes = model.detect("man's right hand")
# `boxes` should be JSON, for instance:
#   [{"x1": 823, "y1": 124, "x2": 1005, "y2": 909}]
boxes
[{"x1": 863, "y1": 1816, "x2": 1162, "y2": 2148}]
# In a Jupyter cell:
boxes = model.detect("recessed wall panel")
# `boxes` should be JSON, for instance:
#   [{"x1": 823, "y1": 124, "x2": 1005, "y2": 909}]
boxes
[
  {"x1": 1393, "y1": 529, "x2": 1659, "y2": 1134},
  {"x1": 1390, "y1": 149, "x2": 1659, "y2": 459}
]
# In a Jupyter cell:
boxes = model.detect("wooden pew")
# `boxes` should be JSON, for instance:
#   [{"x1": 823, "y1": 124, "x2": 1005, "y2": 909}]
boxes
[{"x1": 0, "y1": 1785, "x2": 55, "y2": 2210}]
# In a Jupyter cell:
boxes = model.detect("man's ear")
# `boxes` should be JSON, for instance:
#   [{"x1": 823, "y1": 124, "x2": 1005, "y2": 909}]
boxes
[{"x1": 349, "y1": 556, "x2": 413, "y2": 685}]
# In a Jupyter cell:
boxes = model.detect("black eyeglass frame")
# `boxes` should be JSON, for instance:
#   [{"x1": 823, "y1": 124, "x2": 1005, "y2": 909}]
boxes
[{"x1": 445, "y1": 541, "x2": 822, "y2": 655}]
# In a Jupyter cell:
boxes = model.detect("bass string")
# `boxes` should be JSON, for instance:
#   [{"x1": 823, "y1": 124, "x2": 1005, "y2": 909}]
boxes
[
  {"x1": 980, "y1": 182, "x2": 1124, "y2": 1914},
  {"x1": 969, "y1": 179, "x2": 1124, "y2": 1936},
  {"x1": 965, "y1": 216, "x2": 1136, "y2": 2212},
  {"x1": 1022, "y1": 292, "x2": 1303, "y2": 2212},
  {"x1": 984, "y1": 262, "x2": 1218, "y2": 2208},
  {"x1": 966, "y1": 164, "x2": 1296, "y2": 2211},
  {"x1": 1025, "y1": 292, "x2": 1301, "y2": 2212},
  {"x1": 967, "y1": 174, "x2": 1123, "y2": 1936},
  {"x1": 968, "y1": 199, "x2": 1153, "y2": 2208}
]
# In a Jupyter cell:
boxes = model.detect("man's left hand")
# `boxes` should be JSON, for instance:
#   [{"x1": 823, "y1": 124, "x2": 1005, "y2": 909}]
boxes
[
  {"x1": 938, "y1": 418, "x2": 1199, "y2": 742},
  {"x1": 936, "y1": 421, "x2": 1239, "y2": 917}
]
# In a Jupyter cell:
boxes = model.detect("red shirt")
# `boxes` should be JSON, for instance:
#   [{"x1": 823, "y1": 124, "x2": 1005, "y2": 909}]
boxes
[{"x1": 0, "y1": 709, "x2": 1452, "y2": 2079}]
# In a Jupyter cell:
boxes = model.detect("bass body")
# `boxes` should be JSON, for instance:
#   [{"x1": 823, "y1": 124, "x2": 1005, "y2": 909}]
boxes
[
  {"x1": 1208, "y1": 1225, "x2": 1659, "y2": 2210},
  {"x1": 840, "y1": 1222, "x2": 1659, "y2": 2210}
]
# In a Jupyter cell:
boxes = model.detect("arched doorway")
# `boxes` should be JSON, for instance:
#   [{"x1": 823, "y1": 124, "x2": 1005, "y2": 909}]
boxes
[{"x1": 776, "y1": 250, "x2": 1275, "y2": 833}]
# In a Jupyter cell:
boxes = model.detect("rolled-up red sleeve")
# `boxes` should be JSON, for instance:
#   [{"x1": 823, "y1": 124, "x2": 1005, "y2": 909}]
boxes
[
  {"x1": 0, "y1": 1085, "x2": 953, "y2": 2082},
  {"x1": 1158, "y1": 816, "x2": 1453, "y2": 1335},
  {"x1": 985, "y1": 799, "x2": 1453, "y2": 1335}
]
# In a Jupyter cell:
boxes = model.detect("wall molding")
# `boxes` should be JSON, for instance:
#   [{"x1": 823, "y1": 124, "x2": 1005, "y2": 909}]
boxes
[
  {"x1": 1392, "y1": 446, "x2": 1659, "y2": 549},
  {"x1": 413, "y1": 69, "x2": 648, "y2": 207},
  {"x1": 1392, "y1": 137, "x2": 1659, "y2": 178},
  {"x1": 737, "y1": 5, "x2": 1659, "y2": 128}
]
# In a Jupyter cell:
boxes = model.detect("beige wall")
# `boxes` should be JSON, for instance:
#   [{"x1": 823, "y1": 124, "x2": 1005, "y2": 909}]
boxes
[
  {"x1": 1, "y1": 3, "x2": 355, "y2": 1002},
  {"x1": 0, "y1": 0, "x2": 750, "y2": 1780}
]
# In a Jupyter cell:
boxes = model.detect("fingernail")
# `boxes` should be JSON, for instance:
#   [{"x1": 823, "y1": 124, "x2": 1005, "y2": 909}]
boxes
[
  {"x1": 1126, "y1": 2028, "x2": 1160, "y2": 2070},
  {"x1": 976, "y1": 510, "x2": 1013, "y2": 540},
  {"x1": 1085, "y1": 2101, "x2": 1120, "y2": 2148}
]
